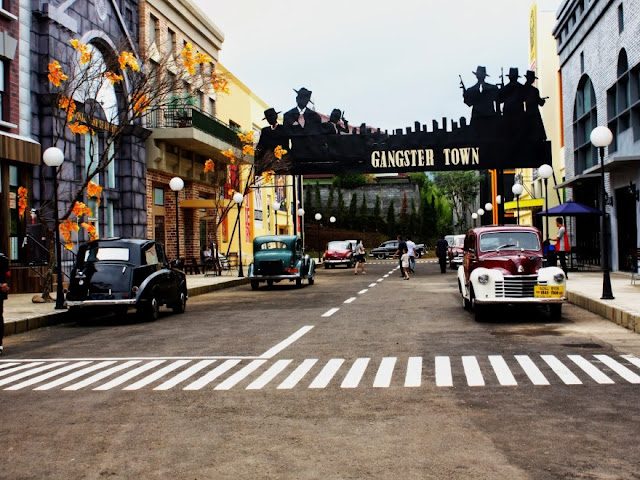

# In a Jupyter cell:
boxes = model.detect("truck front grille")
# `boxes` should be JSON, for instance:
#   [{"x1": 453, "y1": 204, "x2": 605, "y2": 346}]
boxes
[{"x1": 494, "y1": 275, "x2": 546, "y2": 298}]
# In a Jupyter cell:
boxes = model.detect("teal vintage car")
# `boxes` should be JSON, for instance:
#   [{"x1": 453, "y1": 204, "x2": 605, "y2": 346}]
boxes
[{"x1": 248, "y1": 235, "x2": 316, "y2": 290}]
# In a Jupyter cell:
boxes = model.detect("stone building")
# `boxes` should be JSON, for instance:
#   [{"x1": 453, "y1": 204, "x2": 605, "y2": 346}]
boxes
[{"x1": 553, "y1": 0, "x2": 640, "y2": 271}]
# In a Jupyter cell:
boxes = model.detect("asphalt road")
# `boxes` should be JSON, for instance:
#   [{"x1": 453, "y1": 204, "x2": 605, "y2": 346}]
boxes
[{"x1": 2, "y1": 260, "x2": 640, "y2": 480}]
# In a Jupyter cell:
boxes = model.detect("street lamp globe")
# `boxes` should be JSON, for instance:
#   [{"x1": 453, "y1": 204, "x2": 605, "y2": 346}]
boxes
[
  {"x1": 477, "y1": 208, "x2": 485, "y2": 216},
  {"x1": 496, "y1": 195, "x2": 502, "y2": 205},
  {"x1": 511, "y1": 183, "x2": 523, "y2": 196},
  {"x1": 273, "y1": 200, "x2": 281, "y2": 211},
  {"x1": 43, "y1": 147, "x2": 64, "y2": 167},
  {"x1": 314, "y1": 213, "x2": 322, "y2": 221},
  {"x1": 169, "y1": 176, "x2": 184, "y2": 192},
  {"x1": 538, "y1": 164, "x2": 553, "y2": 179},
  {"x1": 484, "y1": 202, "x2": 493, "y2": 211},
  {"x1": 471, "y1": 213, "x2": 478, "y2": 219},
  {"x1": 297, "y1": 208, "x2": 305, "y2": 217},
  {"x1": 232, "y1": 191, "x2": 243, "y2": 205},
  {"x1": 590, "y1": 126, "x2": 613, "y2": 147},
  {"x1": 329, "y1": 216, "x2": 336, "y2": 223}
]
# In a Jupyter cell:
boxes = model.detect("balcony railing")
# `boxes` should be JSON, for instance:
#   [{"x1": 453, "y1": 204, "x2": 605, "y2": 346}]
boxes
[{"x1": 144, "y1": 106, "x2": 241, "y2": 148}]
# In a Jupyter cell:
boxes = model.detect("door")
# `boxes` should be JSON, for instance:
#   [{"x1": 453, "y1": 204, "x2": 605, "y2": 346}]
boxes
[{"x1": 615, "y1": 186, "x2": 638, "y2": 271}]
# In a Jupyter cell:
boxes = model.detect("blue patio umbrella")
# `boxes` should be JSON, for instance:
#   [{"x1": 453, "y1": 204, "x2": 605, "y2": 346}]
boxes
[{"x1": 537, "y1": 200, "x2": 602, "y2": 216}]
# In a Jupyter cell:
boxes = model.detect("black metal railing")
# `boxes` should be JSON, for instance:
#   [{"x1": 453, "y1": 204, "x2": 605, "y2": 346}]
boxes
[
  {"x1": 143, "y1": 106, "x2": 241, "y2": 148},
  {"x1": 22, "y1": 233, "x2": 76, "y2": 283}
]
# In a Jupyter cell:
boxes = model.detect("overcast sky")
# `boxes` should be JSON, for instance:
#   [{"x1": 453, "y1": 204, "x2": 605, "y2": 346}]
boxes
[{"x1": 192, "y1": 0, "x2": 561, "y2": 132}]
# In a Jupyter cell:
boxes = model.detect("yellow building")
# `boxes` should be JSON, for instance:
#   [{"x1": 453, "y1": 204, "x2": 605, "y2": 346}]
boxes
[
  {"x1": 506, "y1": 2, "x2": 564, "y2": 243},
  {"x1": 215, "y1": 65, "x2": 298, "y2": 266}
]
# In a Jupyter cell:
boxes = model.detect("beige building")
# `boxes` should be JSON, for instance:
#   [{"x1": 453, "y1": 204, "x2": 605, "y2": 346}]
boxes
[
  {"x1": 506, "y1": 2, "x2": 564, "y2": 242},
  {"x1": 139, "y1": 0, "x2": 296, "y2": 272}
]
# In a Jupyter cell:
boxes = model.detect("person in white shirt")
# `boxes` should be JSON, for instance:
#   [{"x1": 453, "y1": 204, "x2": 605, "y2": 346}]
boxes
[
  {"x1": 406, "y1": 238, "x2": 417, "y2": 273},
  {"x1": 354, "y1": 239, "x2": 367, "y2": 275},
  {"x1": 401, "y1": 248, "x2": 411, "y2": 280}
]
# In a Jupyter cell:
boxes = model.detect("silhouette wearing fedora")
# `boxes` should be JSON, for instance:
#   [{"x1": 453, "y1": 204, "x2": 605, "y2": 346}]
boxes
[
  {"x1": 463, "y1": 66, "x2": 499, "y2": 121},
  {"x1": 256, "y1": 107, "x2": 286, "y2": 171},
  {"x1": 283, "y1": 87, "x2": 322, "y2": 135},
  {"x1": 498, "y1": 67, "x2": 525, "y2": 119},
  {"x1": 523, "y1": 70, "x2": 547, "y2": 140},
  {"x1": 321, "y1": 108, "x2": 349, "y2": 135}
]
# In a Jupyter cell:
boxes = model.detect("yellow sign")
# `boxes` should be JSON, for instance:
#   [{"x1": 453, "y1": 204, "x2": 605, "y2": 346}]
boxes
[
  {"x1": 529, "y1": 4, "x2": 537, "y2": 65},
  {"x1": 534, "y1": 285, "x2": 564, "y2": 298}
]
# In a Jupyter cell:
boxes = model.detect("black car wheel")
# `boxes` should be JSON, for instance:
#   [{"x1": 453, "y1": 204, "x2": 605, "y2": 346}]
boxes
[
  {"x1": 172, "y1": 291, "x2": 186, "y2": 314},
  {"x1": 308, "y1": 276, "x2": 315, "y2": 285},
  {"x1": 251, "y1": 280, "x2": 259, "y2": 290},
  {"x1": 324, "y1": 263, "x2": 330, "y2": 269},
  {"x1": 139, "y1": 296, "x2": 160, "y2": 322},
  {"x1": 376, "y1": 253, "x2": 386, "y2": 259},
  {"x1": 549, "y1": 304, "x2": 562, "y2": 321},
  {"x1": 296, "y1": 278, "x2": 302, "y2": 288}
]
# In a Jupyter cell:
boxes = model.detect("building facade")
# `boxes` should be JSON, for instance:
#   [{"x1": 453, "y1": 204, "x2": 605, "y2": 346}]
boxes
[{"x1": 553, "y1": 0, "x2": 640, "y2": 271}]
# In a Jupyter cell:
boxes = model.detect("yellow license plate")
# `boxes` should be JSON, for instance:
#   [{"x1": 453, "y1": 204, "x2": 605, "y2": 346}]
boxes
[{"x1": 534, "y1": 285, "x2": 564, "y2": 298}]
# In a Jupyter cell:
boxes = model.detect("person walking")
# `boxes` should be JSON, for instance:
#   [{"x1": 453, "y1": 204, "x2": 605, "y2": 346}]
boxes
[
  {"x1": 393, "y1": 235, "x2": 408, "y2": 278},
  {"x1": 436, "y1": 235, "x2": 449, "y2": 274},
  {"x1": 401, "y1": 248, "x2": 411, "y2": 280},
  {"x1": 552, "y1": 217, "x2": 570, "y2": 278},
  {"x1": 354, "y1": 239, "x2": 367, "y2": 275},
  {"x1": 0, "y1": 251, "x2": 10, "y2": 354},
  {"x1": 406, "y1": 237, "x2": 417, "y2": 273}
]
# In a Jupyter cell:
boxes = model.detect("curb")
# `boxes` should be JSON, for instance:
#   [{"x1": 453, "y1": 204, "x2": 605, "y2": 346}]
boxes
[
  {"x1": 567, "y1": 291, "x2": 640, "y2": 333},
  {"x1": 4, "y1": 278, "x2": 251, "y2": 338}
]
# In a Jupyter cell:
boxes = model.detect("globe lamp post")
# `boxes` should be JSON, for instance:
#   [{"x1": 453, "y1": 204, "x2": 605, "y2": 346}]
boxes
[
  {"x1": 538, "y1": 163, "x2": 553, "y2": 265},
  {"x1": 169, "y1": 177, "x2": 184, "y2": 262},
  {"x1": 590, "y1": 126, "x2": 615, "y2": 300},
  {"x1": 272, "y1": 201, "x2": 281, "y2": 235},
  {"x1": 42, "y1": 147, "x2": 66, "y2": 310},
  {"x1": 232, "y1": 191, "x2": 245, "y2": 277},
  {"x1": 511, "y1": 183, "x2": 523, "y2": 225}
]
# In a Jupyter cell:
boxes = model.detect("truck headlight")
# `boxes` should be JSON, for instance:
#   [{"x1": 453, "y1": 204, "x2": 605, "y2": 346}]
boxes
[
  {"x1": 478, "y1": 274, "x2": 489, "y2": 284},
  {"x1": 554, "y1": 273, "x2": 565, "y2": 283}
]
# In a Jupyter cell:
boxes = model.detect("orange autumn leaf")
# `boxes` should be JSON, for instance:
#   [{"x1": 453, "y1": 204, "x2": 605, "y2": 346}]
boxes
[
  {"x1": 59, "y1": 95, "x2": 77, "y2": 122},
  {"x1": 132, "y1": 92, "x2": 151, "y2": 114},
  {"x1": 194, "y1": 52, "x2": 212, "y2": 65},
  {"x1": 70, "y1": 39, "x2": 92, "y2": 64},
  {"x1": 274, "y1": 145, "x2": 287, "y2": 160},
  {"x1": 118, "y1": 51, "x2": 139, "y2": 71},
  {"x1": 228, "y1": 189, "x2": 236, "y2": 197},
  {"x1": 221, "y1": 149, "x2": 235, "y2": 161},
  {"x1": 71, "y1": 201, "x2": 92, "y2": 218},
  {"x1": 104, "y1": 71, "x2": 124, "y2": 85},
  {"x1": 47, "y1": 61, "x2": 68, "y2": 87},
  {"x1": 87, "y1": 181, "x2": 102, "y2": 206},
  {"x1": 17, "y1": 186, "x2": 28, "y2": 218},
  {"x1": 81, "y1": 222, "x2": 99, "y2": 241},
  {"x1": 67, "y1": 122, "x2": 90, "y2": 135},
  {"x1": 261, "y1": 170, "x2": 275, "y2": 183},
  {"x1": 211, "y1": 71, "x2": 230, "y2": 94},
  {"x1": 237, "y1": 131, "x2": 254, "y2": 144},
  {"x1": 204, "y1": 159, "x2": 215, "y2": 173},
  {"x1": 242, "y1": 145, "x2": 255, "y2": 156}
]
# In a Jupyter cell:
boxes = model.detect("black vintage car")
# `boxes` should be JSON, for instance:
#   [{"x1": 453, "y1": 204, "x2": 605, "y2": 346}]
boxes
[{"x1": 65, "y1": 238, "x2": 187, "y2": 320}]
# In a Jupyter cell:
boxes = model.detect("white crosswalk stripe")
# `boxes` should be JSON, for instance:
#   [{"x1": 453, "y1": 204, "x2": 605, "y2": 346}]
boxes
[{"x1": 1, "y1": 353, "x2": 639, "y2": 392}]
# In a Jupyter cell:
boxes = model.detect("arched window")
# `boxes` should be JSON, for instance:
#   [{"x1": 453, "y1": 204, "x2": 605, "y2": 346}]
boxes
[
  {"x1": 573, "y1": 75, "x2": 598, "y2": 174},
  {"x1": 607, "y1": 49, "x2": 631, "y2": 149}
]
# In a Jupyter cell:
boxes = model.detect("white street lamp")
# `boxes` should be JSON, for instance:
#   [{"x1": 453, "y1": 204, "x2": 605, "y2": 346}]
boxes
[
  {"x1": 314, "y1": 213, "x2": 322, "y2": 221},
  {"x1": 329, "y1": 216, "x2": 336, "y2": 224},
  {"x1": 232, "y1": 191, "x2": 244, "y2": 277},
  {"x1": 471, "y1": 212, "x2": 478, "y2": 227},
  {"x1": 169, "y1": 177, "x2": 184, "y2": 262},
  {"x1": 272, "y1": 200, "x2": 281, "y2": 234},
  {"x1": 511, "y1": 183, "x2": 523, "y2": 224},
  {"x1": 42, "y1": 147, "x2": 65, "y2": 310},
  {"x1": 538, "y1": 164, "x2": 553, "y2": 264},
  {"x1": 590, "y1": 125, "x2": 614, "y2": 299},
  {"x1": 484, "y1": 202, "x2": 493, "y2": 211}
]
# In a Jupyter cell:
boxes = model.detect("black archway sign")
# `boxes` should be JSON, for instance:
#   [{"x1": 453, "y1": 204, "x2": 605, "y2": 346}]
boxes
[{"x1": 256, "y1": 67, "x2": 551, "y2": 176}]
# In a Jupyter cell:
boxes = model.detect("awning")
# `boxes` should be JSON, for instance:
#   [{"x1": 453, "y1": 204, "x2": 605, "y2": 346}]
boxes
[
  {"x1": 554, "y1": 173, "x2": 600, "y2": 190},
  {"x1": 504, "y1": 198, "x2": 543, "y2": 211},
  {"x1": 0, "y1": 131, "x2": 41, "y2": 165},
  {"x1": 179, "y1": 199, "x2": 218, "y2": 209}
]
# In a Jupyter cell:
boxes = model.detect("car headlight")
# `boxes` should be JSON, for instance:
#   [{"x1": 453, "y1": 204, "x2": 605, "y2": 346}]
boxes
[
  {"x1": 478, "y1": 274, "x2": 489, "y2": 284},
  {"x1": 554, "y1": 273, "x2": 565, "y2": 283}
]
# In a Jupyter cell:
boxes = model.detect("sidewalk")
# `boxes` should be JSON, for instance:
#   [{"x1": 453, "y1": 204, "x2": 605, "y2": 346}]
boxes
[
  {"x1": 2, "y1": 270, "x2": 639, "y2": 338},
  {"x1": 2, "y1": 273, "x2": 249, "y2": 337}
]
